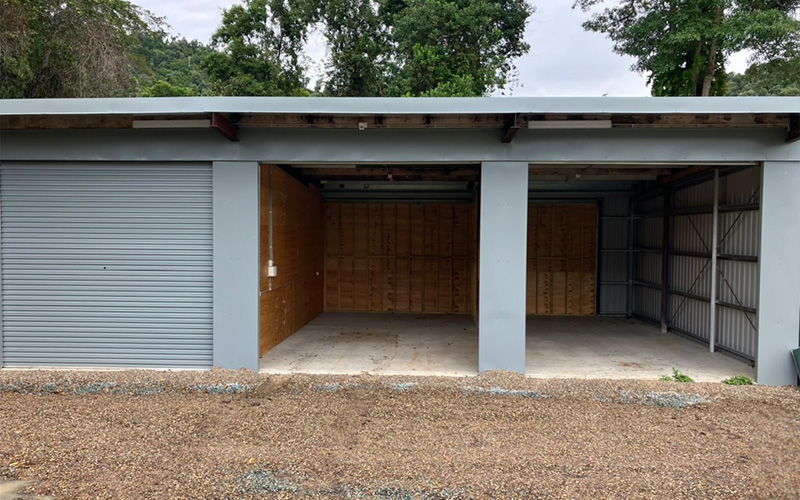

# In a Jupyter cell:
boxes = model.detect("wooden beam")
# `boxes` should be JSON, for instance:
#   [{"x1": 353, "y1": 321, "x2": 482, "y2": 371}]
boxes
[
  {"x1": 299, "y1": 166, "x2": 480, "y2": 182},
  {"x1": 528, "y1": 167, "x2": 672, "y2": 181},
  {"x1": 0, "y1": 112, "x2": 791, "y2": 130},
  {"x1": 787, "y1": 114, "x2": 800, "y2": 143},
  {"x1": 502, "y1": 114, "x2": 520, "y2": 143},
  {"x1": 611, "y1": 113, "x2": 790, "y2": 128},
  {"x1": 211, "y1": 112, "x2": 239, "y2": 141},
  {"x1": 658, "y1": 165, "x2": 714, "y2": 185}
]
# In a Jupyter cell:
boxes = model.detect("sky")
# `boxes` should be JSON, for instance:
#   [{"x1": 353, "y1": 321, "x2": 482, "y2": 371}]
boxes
[{"x1": 133, "y1": 0, "x2": 750, "y2": 97}]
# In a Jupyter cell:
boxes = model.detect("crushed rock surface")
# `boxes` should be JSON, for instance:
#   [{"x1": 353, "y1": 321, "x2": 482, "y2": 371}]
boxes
[{"x1": 0, "y1": 369, "x2": 798, "y2": 499}]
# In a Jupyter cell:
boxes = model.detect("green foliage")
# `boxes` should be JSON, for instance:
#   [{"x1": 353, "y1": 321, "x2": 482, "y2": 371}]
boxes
[
  {"x1": 204, "y1": 0, "x2": 533, "y2": 97},
  {"x1": 573, "y1": 0, "x2": 800, "y2": 96},
  {"x1": 727, "y1": 55, "x2": 800, "y2": 96},
  {"x1": 0, "y1": 0, "x2": 159, "y2": 98},
  {"x1": 661, "y1": 368, "x2": 695, "y2": 383},
  {"x1": 202, "y1": 0, "x2": 319, "y2": 96},
  {"x1": 134, "y1": 33, "x2": 214, "y2": 96},
  {"x1": 320, "y1": 0, "x2": 390, "y2": 96},
  {"x1": 416, "y1": 75, "x2": 480, "y2": 97},
  {"x1": 723, "y1": 375, "x2": 756, "y2": 385},
  {"x1": 139, "y1": 80, "x2": 197, "y2": 97},
  {"x1": 389, "y1": 0, "x2": 532, "y2": 96}
]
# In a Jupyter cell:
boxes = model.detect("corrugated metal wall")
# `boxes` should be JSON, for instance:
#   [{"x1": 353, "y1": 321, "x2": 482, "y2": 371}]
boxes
[
  {"x1": 598, "y1": 195, "x2": 630, "y2": 315},
  {"x1": 0, "y1": 162, "x2": 213, "y2": 368},
  {"x1": 633, "y1": 166, "x2": 760, "y2": 359}
]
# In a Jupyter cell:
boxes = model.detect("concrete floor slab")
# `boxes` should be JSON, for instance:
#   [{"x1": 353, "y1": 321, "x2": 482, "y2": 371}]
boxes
[
  {"x1": 525, "y1": 316, "x2": 753, "y2": 382},
  {"x1": 259, "y1": 313, "x2": 753, "y2": 382},
  {"x1": 259, "y1": 313, "x2": 478, "y2": 376}
]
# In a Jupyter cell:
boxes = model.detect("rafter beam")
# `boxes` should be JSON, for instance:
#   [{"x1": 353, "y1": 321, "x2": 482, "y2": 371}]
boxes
[
  {"x1": 211, "y1": 112, "x2": 238, "y2": 141},
  {"x1": 787, "y1": 114, "x2": 800, "y2": 143},
  {"x1": 659, "y1": 165, "x2": 714, "y2": 185},
  {"x1": 298, "y1": 166, "x2": 480, "y2": 182},
  {"x1": 502, "y1": 114, "x2": 520, "y2": 143},
  {"x1": 528, "y1": 167, "x2": 672, "y2": 181}
]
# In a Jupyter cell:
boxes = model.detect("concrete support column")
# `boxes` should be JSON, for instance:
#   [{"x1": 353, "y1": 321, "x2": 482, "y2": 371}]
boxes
[
  {"x1": 478, "y1": 161, "x2": 529, "y2": 373},
  {"x1": 213, "y1": 161, "x2": 260, "y2": 371},
  {"x1": 757, "y1": 161, "x2": 800, "y2": 385}
]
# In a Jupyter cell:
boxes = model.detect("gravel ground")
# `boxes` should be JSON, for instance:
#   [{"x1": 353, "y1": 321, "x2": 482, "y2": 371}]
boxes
[{"x1": 0, "y1": 369, "x2": 798, "y2": 500}]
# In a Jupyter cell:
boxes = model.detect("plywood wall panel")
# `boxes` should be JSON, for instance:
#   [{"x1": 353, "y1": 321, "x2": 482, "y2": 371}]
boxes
[
  {"x1": 368, "y1": 257, "x2": 382, "y2": 311},
  {"x1": 325, "y1": 202, "x2": 478, "y2": 316},
  {"x1": 410, "y1": 205, "x2": 425, "y2": 256},
  {"x1": 325, "y1": 256, "x2": 339, "y2": 311},
  {"x1": 396, "y1": 204, "x2": 411, "y2": 258},
  {"x1": 469, "y1": 196, "x2": 479, "y2": 324},
  {"x1": 353, "y1": 258, "x2": 369, "y2": 310},
  {"x1": 452, "y1": 257, "x2": 468, "y2": 313},
  {"x1": 354, "y1": 204, "x2": 369, "y2": 257},
  {"x1": 526, "y1": 203, "x2": 597, "y2": 316},
  {"x1": 395, "y1": 258, "x2": 410, "y2": 312},
  {"x1": 410, "y1": 258, "x2": 424, "y2": 313},
  {"x1": 340, "y1": 204, "x2": 355, "y2": 256},
  {"x1": 260, "y1": 165, "x2": 325, "y2": 356},
  {"x1": 438, "y1": 258, "x2": 453, "y2": 313},
  {"x1": 382, "y1": 258, "x2": 396, "y2": 311},
  {"x1": 339, "y1": 257, "x2": 354, "y2": 311}
]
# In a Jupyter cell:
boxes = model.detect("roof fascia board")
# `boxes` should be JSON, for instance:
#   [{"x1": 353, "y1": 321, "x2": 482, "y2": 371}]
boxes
[{"x1": 0, "y1": 96, "x2": 798, "y2": 117}]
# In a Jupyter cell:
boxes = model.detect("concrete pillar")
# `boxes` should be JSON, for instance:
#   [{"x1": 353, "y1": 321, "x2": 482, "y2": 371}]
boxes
[
  {"x1": 756, "y1": 161, "x2": 800, "y2": 385},
  {"x1": 212, "y1": 161, "x2": 260, "y2": 371},
  {"x1": 478, "y1": 161, "x2": 529, "y2": 373}
]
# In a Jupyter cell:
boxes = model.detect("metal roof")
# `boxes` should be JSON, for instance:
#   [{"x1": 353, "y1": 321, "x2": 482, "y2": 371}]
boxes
[{"x1": 0, "y1": 96, "x2": 797, "y2": 116}]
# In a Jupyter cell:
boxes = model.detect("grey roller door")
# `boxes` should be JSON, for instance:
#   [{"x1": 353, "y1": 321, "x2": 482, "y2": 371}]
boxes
[{"x1": 0, "y1": 162, "x2": 213, "y2": 368}]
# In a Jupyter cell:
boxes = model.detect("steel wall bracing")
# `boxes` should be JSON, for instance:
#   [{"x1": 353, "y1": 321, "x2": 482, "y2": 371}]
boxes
[
  {"x1": 0, "y1": 162, "x2": 213, "y2": 368},
  {"x1": 633, "y1": 166, "x2": 760, "y2": 359}
]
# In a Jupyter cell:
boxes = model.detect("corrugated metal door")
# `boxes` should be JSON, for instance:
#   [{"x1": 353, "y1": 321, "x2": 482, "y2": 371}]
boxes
[{"x1": 0, "y1": 162, "x2": 213, "y2": 368}]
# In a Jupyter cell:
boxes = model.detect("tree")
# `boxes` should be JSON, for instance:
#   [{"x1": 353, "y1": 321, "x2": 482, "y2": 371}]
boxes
[
  {"x1": 573, "y1": 0, "x2": 800, "y2": 96},
  {"x1": 203, "y1": 0, "x2": 533, "y2": 97},
  {"x1": 319, "y1": 0, "x2": 390, "y2": 96},
  {"x1": 135, "y1": 32, "x2": 214, "y2": 96},
  {"x1": 388, "y1": 0, "x2": 532, "y2": 96},
  {"x1": 0, "y1": 0, "x2": 157, "y2": 98},
  {"x1": 727, "y1": 55, "x2": 800, "y2": 95},
  {"x1": 202, "y1": 0, "x2": 318, "y2": 96}
]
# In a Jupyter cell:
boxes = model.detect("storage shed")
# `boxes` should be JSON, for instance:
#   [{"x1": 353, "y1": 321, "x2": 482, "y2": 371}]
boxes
[{"x1": 0, "y1": 97, "x2": 798, "y2": 385}]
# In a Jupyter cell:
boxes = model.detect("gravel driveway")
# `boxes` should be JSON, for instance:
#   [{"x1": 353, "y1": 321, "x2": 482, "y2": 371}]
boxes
[{"x1": 0, "y1": 370, "x2": 798, "y2": 499}]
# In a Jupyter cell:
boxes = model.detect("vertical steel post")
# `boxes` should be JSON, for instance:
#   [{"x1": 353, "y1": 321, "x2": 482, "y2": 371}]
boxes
[
  {"x1": 596, "y1": 199, "x2": 604, "y2": 314},
  {"x1": 478, "y1": 161, "x2": 528, "y2": 373},
  {"x1": 661, "y1": 189, "x2": 671, "y2": 333},
  {"x1": 0, "y1": 171, "x2": 3, "y2": 369},
  {"x1": 709, "y1": 168, "x2": 720, "y2": 352},
  {"x1": 756, "y1": 161, "x2": 800, "y2": 385},
  {"x1": 213, "y1": 161, "x2": 260, "y2": 371},
  {"x1": 627, "y1": 198, "x2": 635, "y2": 317}
]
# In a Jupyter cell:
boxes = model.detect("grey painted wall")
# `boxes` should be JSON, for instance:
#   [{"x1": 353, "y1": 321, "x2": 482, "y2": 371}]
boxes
[
  {"x1": 1, "y1": 128, "x2": 798, "y2": 164},
  {"x1": 212, "y1": 161, "x2": 260, "y2": 371},
  {"x1": 757, "y1": 161, "x2": 800, "y2": 385},
  {"x1": 479, "y1": 162, "x2": 529, "y2": 373}
]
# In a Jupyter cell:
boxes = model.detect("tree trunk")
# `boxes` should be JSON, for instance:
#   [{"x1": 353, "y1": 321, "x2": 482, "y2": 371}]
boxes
[
  {"x1": 700, "y1": 4, "x2": 726, "y2": 96},
  {"x1": 692, "y1": 41, "x2": 703, "y2": 95}
]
